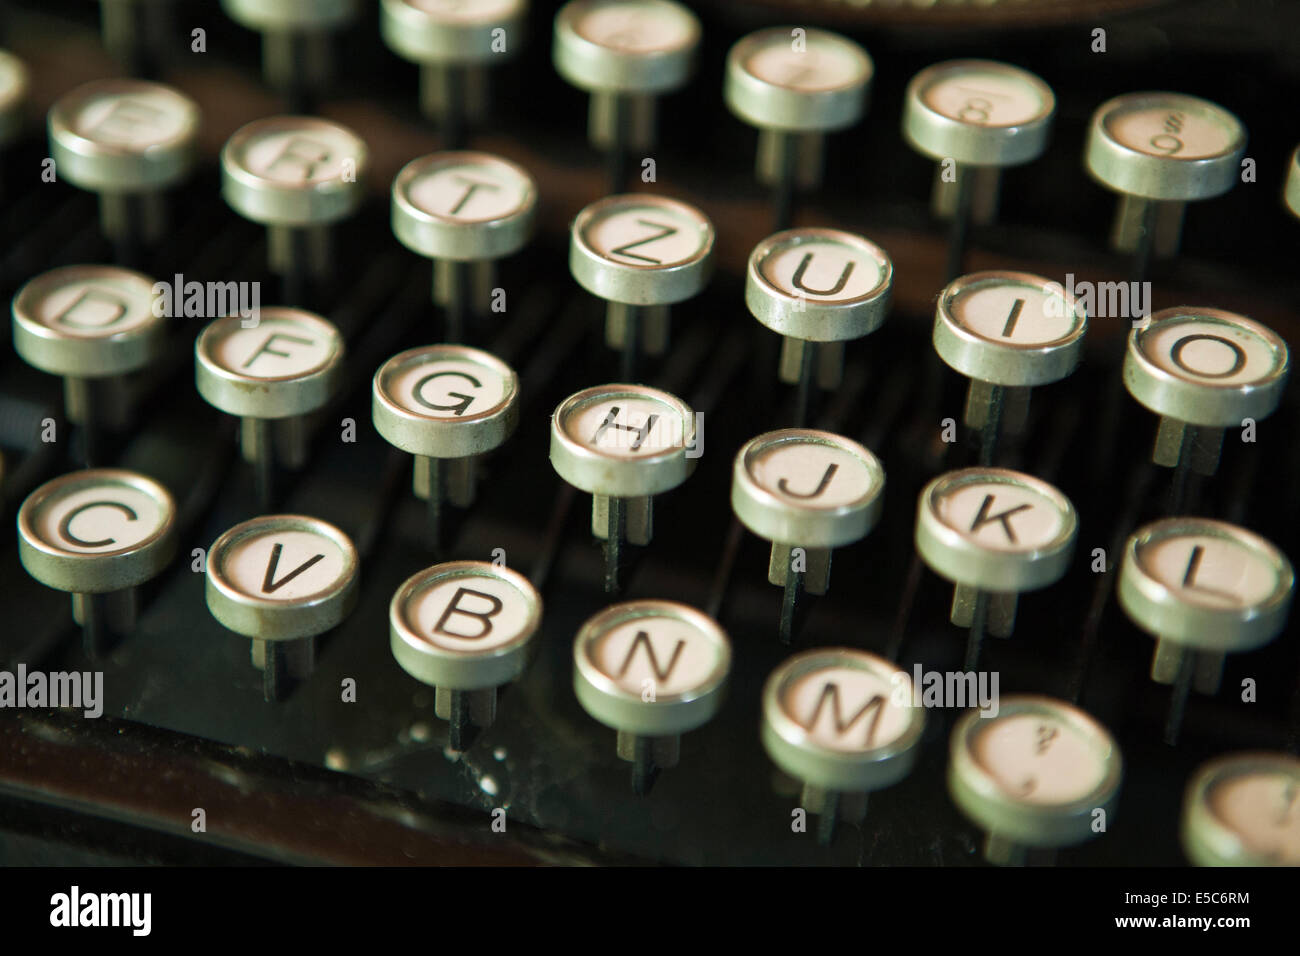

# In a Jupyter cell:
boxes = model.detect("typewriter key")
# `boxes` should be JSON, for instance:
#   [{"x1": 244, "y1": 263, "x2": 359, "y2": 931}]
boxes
[
  {"x1": 391, "y1": 151, "x2": 537, "y2": 343},
  {"x1": 221, "y1": 116, "x2": 369, "y2": 304},
  {"x1": 724, "y1": 27, "x2": 872, "y2": 230},
  {"x1": 195, "y1": 309, "x2": 345, "y2": 510},
  {"x1": 762, "y1": 649, "x2": 924, "y2": 846},
  {"x1": 915, "y1": 468, "x2": 1078, "y2": 670},
  {"x1": 391, "y1": 561, "x2": 542, "y2": 752},
  {"x1": 12, "y1": 265, "x2": 165, "y2": 465},
  {"x1": 1286, "y1": 146, "x2": 1300, "y2": 218},
  {"x1": 1124, "y1": 307, "x2": 1288, "y2": 483},
  {"x1": 0, "y1": 50, "x2": 28, "y2": 148},
  {"x1": 1117, "y1": 518, "x2": 1293, "y2": 746},
  {"x1": 731, "y1": 430, "x2": 885, "y2": 644},
  {"x1": 949, "y1": 695, "x2": 1123, "y2": 866},
  {"x1": 570, "y1": 194, "x2": 714, "y2": 380},
  {"x1": 48, "y1": 79, "x2": 199, "y2": 260},
  {"x1": 382, "y1": 0, "x2": 527, "y2": 146},
  {"x1": 553, "y1": 0, "x2": 700, "y2": 191},
  {"x1": 902, "y1": 61, "x2": 1055, "y2": 279},
  {"x1": 934, "y1": 271, "x2": 1088, "y2": 464},
  {"x1": 745, "y1": 228, "x2": 892, "y2": 425},
  {"x1": 1084, "y1": 92, "x2": 1246, "y2": 278},
  {"x1": 206, "y1": 514, "x2": 359, "y2": 702},
  {"x1": 373, "y1": 345, "x2": 520, "y2": 553},
  {"x1": 550, "y1": 384, "x2": 697, "y2": 593},
  {"x1": 221, "y1": 0, "x2": 358, "y2": 109},
  {"x1": 574, "y1": 600, "x2": 730, "y2": 796},
  {"x1": 18, "y1": 469, "x2": 177, "y2": 658},
  {"x1": 1181, "y1": 752, "x2": 1300, "y2": 866}
]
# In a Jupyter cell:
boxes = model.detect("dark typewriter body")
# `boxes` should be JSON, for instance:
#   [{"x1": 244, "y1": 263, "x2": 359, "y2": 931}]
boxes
[{"x1": 0, "y1": 0, "x2": 1297, "y2": 868}]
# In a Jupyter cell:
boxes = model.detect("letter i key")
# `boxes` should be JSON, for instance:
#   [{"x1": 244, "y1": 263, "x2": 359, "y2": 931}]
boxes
[
  {"x1": 391, "y1": 561, "x2": 542, "y2": 752},
  {"x1": 762, "y1": 649, "x2": 925, "y2": 846},
  {"x1": 915, "y1": 468, "x2": 1077, "y2": 669},
  {"x1": 206, "y1": 515, "x2": 359, "y2": 701},
  {"x1": 574, "y1": 600, "x2": 730, "y2": 795},
  {"x1": 550, "y1": 384, "x2": 697, "y2": 593},
  {"x1": 933, "y1": 271, "x2": 1088, "y2": 464},
  {"x1": 731, "y1": 429, "x2": 885, "y2": 643}
]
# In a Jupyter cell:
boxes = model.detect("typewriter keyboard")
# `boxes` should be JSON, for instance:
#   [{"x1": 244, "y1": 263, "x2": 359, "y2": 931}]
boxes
[{"x1": 0, "y1": 0, "x2": 1297, "y2": 868}]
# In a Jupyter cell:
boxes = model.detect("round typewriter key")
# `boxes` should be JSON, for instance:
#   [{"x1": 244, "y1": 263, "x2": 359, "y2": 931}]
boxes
[
  {"x1": 206, "y1": 514, "x2": 359, "y2": 702},
  {"x1": 731, "y1": 429, "x2": 885, "y2": 643},
  {"x1": 0, "y1": 50, "x2": 29, "y2": 146},
  {"x1": 391, "y1": 560, "x2": 542, "y2": 751},
  {"x1": 1181, "y1": 752, "x2": 1300, "y2": 866},
  {"x1": 392, "y1": 151, "x2": 537, "y2": 342},
  {"x1": 12, "y1": 265, "x2": 164, "y2": 463},
  {"x1": 935, "y1": 271, "x2": 1088, "y2": 460},
  {"x1": 373, "y1": 345, "x2": 520, "y2": 552},
  {"x1": 550, "y1": 383, "x2": 696, "y2": 593},
  {"x1": 574, "y1": 599, "x2": 730, "y2": 796},
  {"x1": 915, "y1": 467, "x2": 1078, "y2": 668},
  {"x1": 570, "y1": 193, "x2": 714, "y2": 378},
  {"x1": 762, "y1": 648, "x2": 924, "y2": 845},
  {"x1": 745, "y1": 228, "x2": 892, "y2": 421},
  {"x1": 18, "y1": 468, "x2": 177, "y2": 657},
  {"x1": 221, "y1": 116, "x2": 368, "y2": 301},
  {"x1": 553, "y1": 0, "x2": 700, "y2": 189},
  {"x1": 1118, "y1": 518, "x2": 1293, "y2": 744},
  {"x1": 903, "y1": 60, "x2": 1054, "y2": 258},
  {"x1": 1084, "y1": 92, "x2": 1246, "y2": 271},
  {"x1": 382, "y1": 0, "x2": 527, "y2": 144},
  {"x1": 49, "y1": 79, "x2": 199, "y2": 253},
  {"x1": 949, "y1": 695, "x2": 1123, "y2": 866},
  {"x1": 724, "y1": 27, "x2": 872, "y2": 228},
  {"x1": 195, "y1": 308, "x2": 345, "y2": 509},
  {"x1": 221, "y1": 0, "x2": 359, "y2": 106},
  {"x1": 1286, "y1": 146, "x2": 1300, "y2": 219},
  {"x1": 1124, "y1": 307, "x2": 1288, "y2": 478}
]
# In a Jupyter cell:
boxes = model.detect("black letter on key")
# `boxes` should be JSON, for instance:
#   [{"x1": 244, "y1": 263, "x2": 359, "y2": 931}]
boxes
[
  {"x1": 1170, "y1": 333, "x2": 1246, "y2": 379},
  {"x1": 592, "y1": 407, "x2": 658, "y2": 451},
  {"x1": 969, "y1": 494, "x2": 1032, "y2": 543},
  {"x1": 242, "y1": 332, "x2": 315, "y2": 369},
  {"x1": 791, "y1": 253, "x2": 855, "y2": 297},
  {"x1": 433, "y1": 587, "x2": 504, "y2": 639},
  {"x1": 262, "y1": 543, "x2": 325, "y2": 593},
  {"x1": 777, "y1": 463, "x2": 838, "y2": 499},
  {"x1": 615, "y1": 631, "x2": 685, "y2": 681},
  {"x1": 58, "y1": 500, "x2": 138, "y2": 548},
  {"x1": 413, "y1": 370, "x2": 482, "y2": 416}
]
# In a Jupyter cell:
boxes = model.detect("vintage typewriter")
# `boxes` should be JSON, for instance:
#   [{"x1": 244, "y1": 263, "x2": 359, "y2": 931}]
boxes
[{"x1": 0, "y1": 0, "x2": 1296, "y2": 870}]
